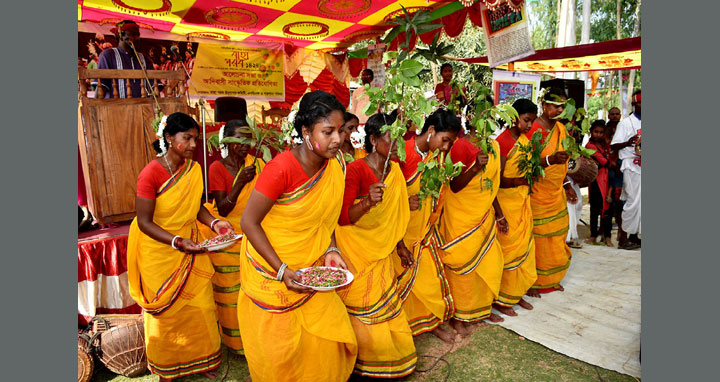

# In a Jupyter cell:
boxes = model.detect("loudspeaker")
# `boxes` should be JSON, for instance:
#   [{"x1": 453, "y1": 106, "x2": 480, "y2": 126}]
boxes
[{"x1": 214, "y1": 97, "x2": 248, "y2": 123}]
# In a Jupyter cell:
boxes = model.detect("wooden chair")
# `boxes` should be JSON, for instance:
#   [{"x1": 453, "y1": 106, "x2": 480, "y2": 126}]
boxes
[
  {"x1": 78, "y1": 67, "x2": 197, "y2": 224},
  {"x1": 261, "y1": 106, "x2": 290, "y2": 126}
]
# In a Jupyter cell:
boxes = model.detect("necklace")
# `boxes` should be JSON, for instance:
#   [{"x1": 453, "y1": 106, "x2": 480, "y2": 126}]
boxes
[
  {"x1": 414, "y1": 138, "x2": 427, "y2": 159},
  {"x1": 162, "y1": 154, "x2": 178, "y2": 183}
]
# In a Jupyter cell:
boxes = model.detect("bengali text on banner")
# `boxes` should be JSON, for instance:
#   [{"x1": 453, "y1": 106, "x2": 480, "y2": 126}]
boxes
[{"x1": 190, "y1": 44, "x2": 285, "y2": 100}]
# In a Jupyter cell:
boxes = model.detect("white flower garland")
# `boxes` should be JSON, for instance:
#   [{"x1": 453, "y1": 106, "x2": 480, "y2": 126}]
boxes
[
  {"x1": 281, "y1": 108, "x2": 300, "y2": 146},
  {"x1": 350, "y1": 126, "x2": 366, "y2": 149},
  {"x1": 155, "y1": 115, "x2": 168, "y2": 157},
  {"x1": 218, "y1": 124, "x2": 228, "y2": 158},
  {"x1": 461, "y1": 105, "x2": 469, "y2": 134}
]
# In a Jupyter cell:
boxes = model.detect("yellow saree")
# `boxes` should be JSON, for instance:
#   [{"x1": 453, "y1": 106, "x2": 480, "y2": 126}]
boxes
[
  {"x1": 336, "y1": 162, "x2": 416, "y2": 378},
  {"x1": 236, "y1": 153, "x2": 357, "y2": 382},
  {"x1": 197, "y1": 155, "x2": 264, "y2": 355},
  {"x1": 127, "y1": 159, "x2": 221, "y2": 379},
  {"x1": 495, "y1": 135, "x2": 537, "y2": 306},
  {"x1": 395, "y1": 153, "x2": 453, "y2": 336},
  {"x1": 529, "y1": 121, "x2": 572, "y2": 291},
  {"x1": 438, "y1": 140, "x2": 504, "y2": 322}
]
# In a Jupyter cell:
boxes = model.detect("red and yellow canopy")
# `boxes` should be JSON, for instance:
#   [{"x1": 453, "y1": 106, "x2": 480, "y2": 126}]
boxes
[{"x1": 78, "y1": 0, "x2": 516, "y2": 50}]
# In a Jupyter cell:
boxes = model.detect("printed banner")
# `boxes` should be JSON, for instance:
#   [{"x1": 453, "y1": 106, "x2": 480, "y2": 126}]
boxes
[
  {"x1": 366, "y1": 43, "x2": 387, "y2": 88},
  {"x1": 492, "y1": 70, "x2": 541, "y2": 105},
  {"x1": 191, "y1": 44, "x2": 284, "y2": 100},
  {"x1": 481, "y1": 2, "x2": 535, "y2": 68}
]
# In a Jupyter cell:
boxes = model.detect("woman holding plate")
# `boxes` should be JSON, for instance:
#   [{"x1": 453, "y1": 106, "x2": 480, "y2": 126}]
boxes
[
  {"x1": 335, "y1": 112, "x2": 416, "y2": 379},
  {"x1": 237, "y1": 91, "x2": 357, "y2": 382},
  {"x1": 197, "y1": 118, "x2": 264, "y2": 356},
  {"x1": 127, "y1": 112, "x2": 234, "y2": 381}
]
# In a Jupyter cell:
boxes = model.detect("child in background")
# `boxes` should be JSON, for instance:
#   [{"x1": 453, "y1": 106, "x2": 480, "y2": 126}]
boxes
[{"x1": 585, "y1": 120, "x2": 613, "y2": 246}]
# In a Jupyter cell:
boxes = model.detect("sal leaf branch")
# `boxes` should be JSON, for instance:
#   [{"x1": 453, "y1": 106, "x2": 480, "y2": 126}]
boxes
[
  {"x1": 416, "y1": 151, "x2": 464, "y2": 207},
  {"x1": 553, "y1": 98, "x2": 596, "y2": 160},
  {"x1": 517, "y1": 130, "x2": 546, "y2": 193},
  {"x1": 207, "y1": 116, "x2": 284, "y2": 171}
]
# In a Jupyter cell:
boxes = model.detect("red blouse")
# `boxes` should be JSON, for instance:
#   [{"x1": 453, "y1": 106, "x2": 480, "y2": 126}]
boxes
[
  {"x1": 449, "y1": 137, "x2": 480, "y2": 167},
  {"x1": 525, "y1": 121, "x2": 551, "y2": 142},
  {"x1": 496, "y1": 129, "x2": 517, "y2": 158},
  {"x1": 399, "y1": 138, "x2": 422, "y2": 181},
  {"x1": 339, "y1": 159, "x2": 379, "y2": 226},
  {"x1": 136, "y1": 160, "x2": 172, "y2": 199},
  {"x1": 254, "y1": 151, "x2": 311, "y2": 202},
  {"x1": 208, "y1": 160, "x2": 234, "y2": 193}
]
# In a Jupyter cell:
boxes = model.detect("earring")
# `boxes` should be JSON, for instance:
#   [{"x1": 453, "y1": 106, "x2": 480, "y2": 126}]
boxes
[
  {"x1": 305, "y1": 136, "x2": 313, "y2": 151},
  {"x1": 426, "y1": 133, "x2": 432, "y2": 143}
]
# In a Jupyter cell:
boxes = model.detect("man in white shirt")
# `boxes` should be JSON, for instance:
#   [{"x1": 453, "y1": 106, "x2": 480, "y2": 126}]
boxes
[
  {"x1": 349, "y1": 69, "x2": 374, "y2": 125},
  {"x1": 610, "y1": 90, "x2": 641, "y2": 249}
]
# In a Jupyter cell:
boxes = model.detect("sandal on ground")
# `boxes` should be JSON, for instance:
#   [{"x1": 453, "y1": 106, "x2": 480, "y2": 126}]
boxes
[
  {"x1": 619, "y1": 242, "x2": 640, "y2": 250},
  {"x1": 567, "y1": 241, "x2": 583, "y2": 249}
]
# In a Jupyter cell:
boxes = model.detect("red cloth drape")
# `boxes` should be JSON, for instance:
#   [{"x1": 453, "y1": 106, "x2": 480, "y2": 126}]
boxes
[
  {"x1": 389, "y1": 31, "x2": 417, "y2": 52},
  {"x1": 269, "y1": 71, "x2": 309, "y2": 110},
  {"x1": 332, "y1": 78, "x2": 350, "y2": 108},
  {"x1": 441, "y1": 7, "x2": 468, "y2": 38},
  {"x1": 349, "y1": 57, "x2": 368, "y2": 78},
  {"x1": 468, "y1": 2, "x2": 484, "y2": 28},
  {"x1": 419, "y1": 29, "x2": 442, "y2": 46}
]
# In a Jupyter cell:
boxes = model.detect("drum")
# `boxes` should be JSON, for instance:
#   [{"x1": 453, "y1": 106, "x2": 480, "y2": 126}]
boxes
[
  {"x1": 96, "y1": 322, "x2": 148, "y2": 377},
  {"x1": 567, "y1": 155, "x2": 598, "y2": 188},
  {"x1": 78, "y1": 333, "x2": 94, "y2": 382}
]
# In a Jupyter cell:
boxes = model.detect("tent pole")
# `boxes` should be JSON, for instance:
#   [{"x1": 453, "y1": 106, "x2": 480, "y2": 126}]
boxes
[{"x1": 201, "y1": 105, "x2": 208, "y2": 204}]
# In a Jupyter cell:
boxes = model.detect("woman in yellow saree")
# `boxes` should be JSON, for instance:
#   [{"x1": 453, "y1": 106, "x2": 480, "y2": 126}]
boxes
[
  {"x1": 336, "y1": 112, "x2": 416, "y2": 379},
  {"x1": 395, "y1": 109, "x2": 461, "y2": 344},
  {"x1": 237, "y1": 91, "x2": 357, "y2": 382},
  {"x1": 197, "y1": 119, "x2": 264, "y2": 356},
  {"x1": 439, "y1": 120, "x2": 505, "y2": 335},
  {"x1": 523, "y1": 88, "x2": 577, "y2": 297},
  {"x1": 128, "y1": 112, "x2": 234, "y2": 381},
  {"x1": 493, "y1": 99, "x2": 539, "y2": 317}
]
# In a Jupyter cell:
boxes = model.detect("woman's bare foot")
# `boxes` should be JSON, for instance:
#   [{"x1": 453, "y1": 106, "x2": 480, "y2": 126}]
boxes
[
  {"x1": 556, "y1": 284, "x2": 565, "y2": 292},
  {"x1": 604, "y1": 237, "x2": 614, "y2": 247},
  {"x1": 487, "y1": 312, "x2": 505, "y2": 322},
  {"x1": 449, "y1": 319, "x2": 469, "y2": 337},
  {"x1": 526, "y1": 288, "x2": 541, "y2": 298},
  {"x1": 517, "y1": 298, "x2": 534, "y2": 310},
  {"x1": 431, "y1": 325, "x2": 456, "y2": 343},
  {"x1": 493, "y1": 303, "x2": 517, "y2": 317},
  {"x1": 585, "y1": 236, "x2": 597, "y2": 245},
  {"x1": 200, "y1": 370, "x2": 218, "y2": 379}
]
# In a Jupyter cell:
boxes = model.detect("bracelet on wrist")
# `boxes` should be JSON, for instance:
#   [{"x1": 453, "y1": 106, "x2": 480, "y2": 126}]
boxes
[
  {"x1": 210, "y1": 218, "x2": 221, "y2": 231},
  {"x1": 495, "y1": 216, "x2": 506, "y2": 222},
  {"x1": 545, "y1": 155, "x2": 552, "y2": 166},
  {"x1": 225, "y1": 196, "x2": 235, "y2": 205},
  {"x1": 324, "y1": 246, "x2": 341, "y2": 257},
  {"x1": 276, "y1": 263, "x2": 288, "y2": 281},
  {"x1": 171, "y1": 236, "x2": 182, "y2": 250}
]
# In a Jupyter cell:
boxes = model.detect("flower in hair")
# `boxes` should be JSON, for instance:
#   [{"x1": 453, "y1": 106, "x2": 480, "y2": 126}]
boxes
[
  {"x1": 350, "y1": 126, "x2": 366, "y2": 149},
  {"x1": 153, "y1": 115, "x2": 169, "y2": 157},
  {"x1": 218, "y1": 124, "x2": 229, "y2": 158}
]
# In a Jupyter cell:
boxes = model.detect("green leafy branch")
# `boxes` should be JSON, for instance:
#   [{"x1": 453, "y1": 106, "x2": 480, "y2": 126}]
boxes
[
  {"x1": 207, "y1": 116, "x2": 284, "y2": 171},
  {"x1": 517, "y1": 130, "x2": 546, "y2": 193},
  {"x1": 415, "y1": 151, "x2": 464, "y2": 207},
  {"x1": 553, "y1": 98, "x2": 596, "y2": 160}
]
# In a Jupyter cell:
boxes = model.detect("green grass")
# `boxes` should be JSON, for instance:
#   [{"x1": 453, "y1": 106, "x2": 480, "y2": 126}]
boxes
[{"x1": 90, "y1": 324, "x2": 638, "y2": 382}]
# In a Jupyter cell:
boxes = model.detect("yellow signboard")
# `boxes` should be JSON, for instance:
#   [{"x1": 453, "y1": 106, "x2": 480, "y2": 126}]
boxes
[{"x1": 190, "y1": 44, "x2": 284, "y2": 100}]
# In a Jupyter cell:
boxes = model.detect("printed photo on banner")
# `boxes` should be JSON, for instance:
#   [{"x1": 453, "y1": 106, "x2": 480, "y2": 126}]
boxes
[
  {"x1": 366, "y1": 43, "x2": 386, "y2": 88},
  {"x1": 492, "y1": 70, "x2": 541, "y2": 105}
]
